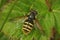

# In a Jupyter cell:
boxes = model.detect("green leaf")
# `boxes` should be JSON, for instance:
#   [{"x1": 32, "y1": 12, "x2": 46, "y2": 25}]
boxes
[
  {"x1": 0, "y1": 0, "x2": 60, "y2": 40},
  {"x1": 0, "y1": 32, "x2": 9, "y2": 40}
]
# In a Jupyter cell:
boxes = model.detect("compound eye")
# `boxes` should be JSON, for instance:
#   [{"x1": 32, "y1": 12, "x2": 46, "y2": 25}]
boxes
[{"x1": 30, "y1": 9, "x2": 37, "y2": 15}]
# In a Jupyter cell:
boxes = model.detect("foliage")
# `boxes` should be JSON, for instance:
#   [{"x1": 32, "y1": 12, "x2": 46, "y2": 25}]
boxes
[{"x1": 0, "y1": 0, "x2": 60, "y2": 40}]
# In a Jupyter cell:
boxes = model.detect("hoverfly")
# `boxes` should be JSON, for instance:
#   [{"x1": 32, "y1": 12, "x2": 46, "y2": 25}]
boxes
[{"x1": 10, "y1": 9, "x2": 44, "y2": 35}]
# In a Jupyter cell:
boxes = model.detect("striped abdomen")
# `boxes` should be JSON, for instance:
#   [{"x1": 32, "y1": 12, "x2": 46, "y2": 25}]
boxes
[{"x1": 22, "y1": 20, "x2": 34, "y2": 35}]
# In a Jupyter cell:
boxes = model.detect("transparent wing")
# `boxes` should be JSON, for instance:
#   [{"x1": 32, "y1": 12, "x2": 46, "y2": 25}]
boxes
[
  {"x1": 2, "y1": 16, "x2": 28, "y2": 38},
  {"x1": 9, "y1": 16, "x2": 28, "y2": 22},
  {"x1": 34, "y1": 19, "x2": 45, "y2": 35}
]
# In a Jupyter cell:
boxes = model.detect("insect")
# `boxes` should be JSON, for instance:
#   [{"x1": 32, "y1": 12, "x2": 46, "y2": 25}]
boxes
[
  {"x1": 22, "y1": 10, "x2": 37, "y2": 35},
  {"x1": 10, "y1": 9, "x2": 44, "y2": 35}
]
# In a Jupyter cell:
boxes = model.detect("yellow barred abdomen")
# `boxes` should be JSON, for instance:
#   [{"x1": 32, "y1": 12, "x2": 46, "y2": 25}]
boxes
[{"x1": 22, "y1": 22, "x2": 33, "y2": 35}]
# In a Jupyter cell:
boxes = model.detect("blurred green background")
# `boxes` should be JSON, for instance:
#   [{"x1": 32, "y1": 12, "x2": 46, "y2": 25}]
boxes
[{"x1": 0, "y1": 0, "x2": 60, "y2": 40}]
